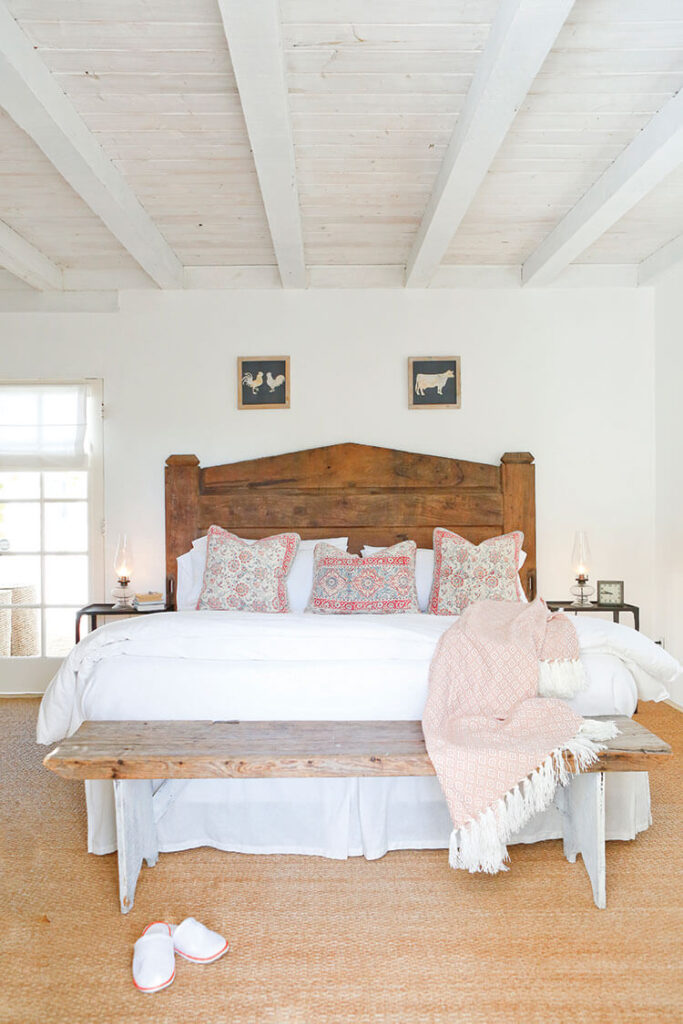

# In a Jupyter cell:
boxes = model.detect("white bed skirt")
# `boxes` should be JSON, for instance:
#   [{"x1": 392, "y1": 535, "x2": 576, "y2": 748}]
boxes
[{"x1": 86, "y1": 773, "x2": 651, "y2": 859}]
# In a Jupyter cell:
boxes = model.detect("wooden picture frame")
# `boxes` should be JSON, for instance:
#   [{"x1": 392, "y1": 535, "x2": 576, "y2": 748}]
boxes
[
  {"x1": 408, "y1": 357, "x2": 461, "y2": 409},
  {"x1": 238, "y1": 356, "x2": 290, "y2": 410}
]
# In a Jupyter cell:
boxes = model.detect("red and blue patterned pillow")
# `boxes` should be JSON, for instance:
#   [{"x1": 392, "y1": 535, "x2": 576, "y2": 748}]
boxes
[
  {"x1": 428, "y1": 528, "x2": 525, "y2": 615},
  {"x1": 307, "y1": 541, "x2": 419, "y2": 614},
  {"x1": 196, "y1": 525, "x2": 300, "y2": 612}
]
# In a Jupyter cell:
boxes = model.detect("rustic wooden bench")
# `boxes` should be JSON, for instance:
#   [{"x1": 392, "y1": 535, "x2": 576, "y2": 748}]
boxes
[{"x1": 44, "y1": 717, "x2": 671, "y2": 913}]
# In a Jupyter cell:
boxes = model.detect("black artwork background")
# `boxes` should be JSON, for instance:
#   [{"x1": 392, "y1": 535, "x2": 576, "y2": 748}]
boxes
[
  {"x1": 411, "y1": 359, "x2": 458, "y2": 406},
  {"x1": 240, "y1": 359, "x2": 288, "y2": 406}
]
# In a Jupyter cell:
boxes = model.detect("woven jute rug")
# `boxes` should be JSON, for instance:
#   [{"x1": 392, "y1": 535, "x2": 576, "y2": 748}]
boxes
[{"x1": 1, "y1": 698, "x2": 680, "y2": 1024}]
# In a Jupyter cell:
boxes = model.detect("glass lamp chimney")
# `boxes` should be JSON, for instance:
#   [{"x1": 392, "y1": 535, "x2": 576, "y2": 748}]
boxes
[
  {"x1": 114, "y1": 534, "x2": 132, "y2": 583},
  {"x1": 571, "y1": 530, "x2": 591, "y2": 581}
]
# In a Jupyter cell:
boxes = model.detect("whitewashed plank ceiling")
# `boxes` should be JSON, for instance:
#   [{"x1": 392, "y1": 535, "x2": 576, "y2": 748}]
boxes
[{"x1": 0, "y1": 0, "x2": 681, "y2": 293}]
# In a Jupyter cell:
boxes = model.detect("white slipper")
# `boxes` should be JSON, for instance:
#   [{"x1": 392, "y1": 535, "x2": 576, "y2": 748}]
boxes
[
  {"x1": 171, "y1": 917, "x2": 230, "y2": 964},
  {"x1": 132, "y1": 922, "x2": 176, "y2": 993}
]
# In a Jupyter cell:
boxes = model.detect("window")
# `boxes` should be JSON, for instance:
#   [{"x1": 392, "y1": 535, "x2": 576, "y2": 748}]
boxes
[{"x1": 0, "y1": 381, "x2": 103, "y2": 661}]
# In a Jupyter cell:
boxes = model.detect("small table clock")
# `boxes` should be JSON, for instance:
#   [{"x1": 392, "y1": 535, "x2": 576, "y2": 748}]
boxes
[{"x1": 596, "y1": 580, "x2": 624, "y2": 606}]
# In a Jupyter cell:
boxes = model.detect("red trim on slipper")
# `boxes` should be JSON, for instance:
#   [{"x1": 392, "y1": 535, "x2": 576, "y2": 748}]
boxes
[
  {"x1": 141, "y1": 921, "x2": 172, "y2": 937},
  {"x1": 175, "y1": 938, "x2": 230, "y2": 963},
  {"x1": 133, "y1": 967, "x2": 175, "y2": 993}
]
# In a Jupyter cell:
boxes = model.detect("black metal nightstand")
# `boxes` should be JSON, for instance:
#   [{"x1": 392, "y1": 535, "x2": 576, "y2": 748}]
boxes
[
  {"x1": 76, "y1": 603, "x2": 172, "y2": 643},
  {"x1": 546, "y1": 601, "x2": 639, "y2": 631}
]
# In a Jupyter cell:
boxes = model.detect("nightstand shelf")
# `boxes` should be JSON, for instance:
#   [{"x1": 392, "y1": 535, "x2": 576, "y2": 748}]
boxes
[
  {"x1": 76, "y1": 603, "x2": 171, "y2": 643},
  {"x1": 546, "y1": 601, "x2": 639, "y2": 631}
]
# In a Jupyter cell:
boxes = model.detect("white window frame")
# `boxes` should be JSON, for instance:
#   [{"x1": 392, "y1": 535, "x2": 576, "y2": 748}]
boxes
[{"x1": 0, "y1": 379, "x2": 104, "y2": 691}]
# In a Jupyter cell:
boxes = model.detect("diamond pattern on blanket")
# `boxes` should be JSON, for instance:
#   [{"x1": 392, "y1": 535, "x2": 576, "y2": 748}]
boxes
[{"x1": 423, "y1": 600, "x2": 583, "y2": 830}]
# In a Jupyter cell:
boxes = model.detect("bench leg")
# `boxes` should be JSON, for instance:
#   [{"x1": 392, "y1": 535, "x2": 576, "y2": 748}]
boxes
[
  {"x1": 555, "y1": 772, "x2": 606, "y2": 909},
  {"x1": 113, "y1": 779, "x2": 159, "y2": 914}
]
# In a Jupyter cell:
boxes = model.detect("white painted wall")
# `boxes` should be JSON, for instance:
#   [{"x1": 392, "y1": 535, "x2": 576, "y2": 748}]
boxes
[
  {"x1": 0, "y1": 286, "x2": 656, "y2": 691},
  {"x1": 654, "y1": 267, "x2": 683, "y2": 704}
]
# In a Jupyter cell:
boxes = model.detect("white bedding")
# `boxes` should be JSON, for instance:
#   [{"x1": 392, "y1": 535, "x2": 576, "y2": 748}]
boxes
[{"x1": 38, "y1": 610, "x2": 679, "y2": 859}]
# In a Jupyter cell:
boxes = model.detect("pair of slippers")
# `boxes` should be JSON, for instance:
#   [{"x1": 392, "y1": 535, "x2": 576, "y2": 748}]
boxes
[{"x1": 133, "y1": 917, "x2": 229, "y2": 993}]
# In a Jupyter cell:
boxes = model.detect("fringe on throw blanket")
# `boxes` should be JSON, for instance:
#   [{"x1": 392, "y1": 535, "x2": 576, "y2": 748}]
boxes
[
  {"x1": 537, "y1": 658, "x2": 588, "y2": 700},
  {"x1": 449, "y1": 718, "x2": 619, "y2": 874}
]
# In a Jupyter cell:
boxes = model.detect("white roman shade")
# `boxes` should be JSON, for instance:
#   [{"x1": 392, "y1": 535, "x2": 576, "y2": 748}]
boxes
[{"x1": 0, "y1": 383, "x2": 88, "y2": 468}]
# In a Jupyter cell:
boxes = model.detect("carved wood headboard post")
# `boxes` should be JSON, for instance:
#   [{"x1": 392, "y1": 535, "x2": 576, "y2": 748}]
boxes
[
  {"x1": 165, "y1": 454, "x2": 200, "y2": 609},
  {"x1": 501, "y1": 452, "x2": 536, "y2": 599}
]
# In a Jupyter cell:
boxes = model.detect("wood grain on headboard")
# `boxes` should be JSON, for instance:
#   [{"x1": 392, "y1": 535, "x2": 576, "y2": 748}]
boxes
[{"x1": 165, "y1": 443, "x2": 536, "y2": 608}]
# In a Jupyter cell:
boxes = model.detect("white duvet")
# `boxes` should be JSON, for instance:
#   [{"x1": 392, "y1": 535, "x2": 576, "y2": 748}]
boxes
[
  {"x1": 38, "y1": 610, "x2": 677, "y2": 744},
  {"x1": 36, "y1": 610, "x2": 679, "y2": 860}
]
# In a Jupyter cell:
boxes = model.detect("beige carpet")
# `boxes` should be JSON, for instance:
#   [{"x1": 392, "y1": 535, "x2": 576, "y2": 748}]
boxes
[{"x1": 0, "y1": 699, "x2": 680, "y2": 1024}]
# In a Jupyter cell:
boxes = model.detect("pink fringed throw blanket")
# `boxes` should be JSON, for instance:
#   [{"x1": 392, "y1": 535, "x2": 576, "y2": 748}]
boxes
[{"x1": 423, "y1": 598, "x2": 617, "y2": 873}]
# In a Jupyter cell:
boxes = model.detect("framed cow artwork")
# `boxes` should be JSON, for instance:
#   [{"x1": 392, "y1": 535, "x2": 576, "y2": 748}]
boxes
[
  {"x1": 408, "y1": 357, "x2": 461, "y2": 409},
  {"x1": 238, "y1": 356, "x2": 290, "y2": 409}
]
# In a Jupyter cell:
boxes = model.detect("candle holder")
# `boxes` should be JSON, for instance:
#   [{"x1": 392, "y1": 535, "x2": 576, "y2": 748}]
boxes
[
  {"x1": 570, "y1": 573, "x2": 594, "y2": 607},
  {"x1": 111, "y1": 576, "x2": 133, "y2": 608}
]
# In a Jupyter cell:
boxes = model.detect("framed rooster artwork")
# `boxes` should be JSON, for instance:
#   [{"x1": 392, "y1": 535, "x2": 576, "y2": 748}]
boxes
[{"x1": 237, "y1": 356, "x2": 290, "y2": 410}]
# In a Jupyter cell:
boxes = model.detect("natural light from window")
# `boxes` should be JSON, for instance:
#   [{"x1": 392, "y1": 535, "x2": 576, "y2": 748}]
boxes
[{"x1": 0, "y1": 382, "x2": 102, "y2": 664}]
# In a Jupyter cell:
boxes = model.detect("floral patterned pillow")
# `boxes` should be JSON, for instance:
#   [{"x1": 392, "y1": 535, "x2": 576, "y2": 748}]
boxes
[
  {"x1": 196, "y1": 526, "x2": 300, "y2": 612},
  {"x1": 428, "y1": 528, "x2": 524, "y2": 615},
  {"x1": 307, "y1": 541, "x2": 419, "y2": 614}
]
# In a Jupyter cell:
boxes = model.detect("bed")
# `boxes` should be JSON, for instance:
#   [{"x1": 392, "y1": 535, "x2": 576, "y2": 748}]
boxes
[{"x1": 38, "y1": 444, "x2": 676, "y2": 858}]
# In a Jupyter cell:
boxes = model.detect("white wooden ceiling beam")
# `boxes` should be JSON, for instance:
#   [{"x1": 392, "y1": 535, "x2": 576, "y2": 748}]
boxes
[
  {"x1": 0, "y1": 3, "x2": 183, "y2": 289},
  {"x1": 182, "y1": 263, "x2": 640, "y2": 291},
  {"x1": 0, "y1": 219, "x2": 62, "y2": 290},
  {"x1": 405, "y1": 0, "x2": 576, "y2": 289},
  {"x1": 638, "y1": 233, "x2": 683, "y2": 285},
  {"x1": 523, "y1": 90, "x2": 683, "y2": 286},
  {"x1": 217, "y1": 0, "x2": 307, "y2": 289}
]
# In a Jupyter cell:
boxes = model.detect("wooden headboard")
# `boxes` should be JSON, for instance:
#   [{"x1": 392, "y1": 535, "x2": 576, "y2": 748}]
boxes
[{"x1": 165, "y1": 443, "x2": 536, "y2": 608}]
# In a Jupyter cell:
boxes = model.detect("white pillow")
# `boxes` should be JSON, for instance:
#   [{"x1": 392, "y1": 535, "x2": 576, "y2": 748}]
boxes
[
  {"x1": 176, "y1": 550, "x2": 201, "y2": 610},
  {"x1": 177, "y1": 534, "x2": 348, "y2": 612},
  {"x1": 361, "y1": 544, "x2": 528, "y2": 611},
  {"x1": 286, "y1": 538, "x2": 349, "y2": 612}
]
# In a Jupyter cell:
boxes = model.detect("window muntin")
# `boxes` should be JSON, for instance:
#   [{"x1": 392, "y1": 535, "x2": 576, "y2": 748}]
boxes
[
  {"x1": 0, "y1": 470, "x2": 89, "y2": 657},
  {"x1": 0, "y1": 379, "x2": 103, "y2": 673}
]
